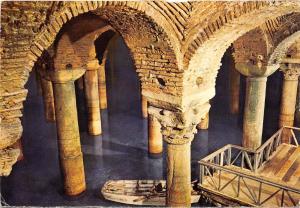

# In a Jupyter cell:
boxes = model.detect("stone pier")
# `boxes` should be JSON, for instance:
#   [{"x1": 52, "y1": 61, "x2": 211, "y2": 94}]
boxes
[
  {"x1": 43, "y1": 69, "x2": 86, "y2": 196},
  {"x1": 98, "y1": 59, "x2": 108, "y2": 110},
  {"x1": 243, "y1": 77, "x2": 267, "y2": 149},
  {"x1": 229, "y1": 67, "x2": 240, "y2": 114},
  {"x1": 141, "y1": 95, "x2": 148, "y2": 118},
  {"x1": 40, "y1": 73, "x2": 55, "y2": 122},
  {"x1": 279, "y1": 62, "x2": 300, "y2": 142},
  {"x1": 84, "y1": 60, "x2": 102, "y2": 135},
  {"x1": 197, "y1": 112, "x2": 209, "y2": 130},
  {"x1": 148, "y1": 114, "x2": 163, "y2": 155}
]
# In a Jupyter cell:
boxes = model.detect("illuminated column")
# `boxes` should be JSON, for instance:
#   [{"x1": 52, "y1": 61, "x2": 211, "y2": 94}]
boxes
[
  {"x1": 41, "y1": 76, "x2": 56, "y2": 122},
  {"x1": 98, "y1": 59, "x2": 108, "y2": 109},
  {"x1": 148, "y1": 114, "x2": 163, "y2": 155},
  {"x1": 141, "y1": 95, "x2": 148, "y2": 118},
  {"x1": 45, "y1": 69, "x2": 86, "y2": 196},
  {"x1": 229, "y1": 67, "x2": 240, "y2": 114},
  {"x1": 243, "y1": 77, "x2": 267, "y2": 150},
  {"x1": 148, "y1": 105, "x2": 209, "y2": 207},
  {"x1": 84, "y1": 60, "x2": 102, "y2": 135},
  {"x1": 197, "y1": 112, "x2": 209, "y2": 130},
  {"x1": 279, "y1": 63, "x2": 300, "y2": 143}
]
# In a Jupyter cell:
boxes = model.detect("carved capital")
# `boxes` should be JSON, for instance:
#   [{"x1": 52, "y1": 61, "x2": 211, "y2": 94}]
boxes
[
  {"x1": 280, "y1": 63, "x2": 300, "y2": 81},
  {"x1": 39, "y1": 69, "x2": 86, "y2": 83},
  {"x1": 148, "y1": 102, "x2": 210, "y2": 145},
  {"x1": 86, "y1": 59, "x2": 100, "y2": 71}
]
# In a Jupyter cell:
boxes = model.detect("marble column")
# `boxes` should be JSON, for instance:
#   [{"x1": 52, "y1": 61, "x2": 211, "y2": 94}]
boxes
[
  {"x1": 279, "y1": 65, "x2": 300, "y2": 143},
  {"x1": 41, "y1": 77, "x2": 56, "y2": 122},
  {"x1": 141, "y1": 95, "x2": 148, "y2": 118},
  {"x1": 197, "y1": 112, "x2": 209, "y2": 130},
  {"x1": 98, "y1": 60, "x2": 108, "y2": 109},
  {"x1": 84, "y1": 60, "x2": 102, "y2": 135},
  {"x1": 45, "y1": 69, "x2": 86, "y2": 196},
  {"x1": 148, "y1": 115, "x2": 163, "y2": 155},
  {"x1": 166, "y1": 142, "x2": 191, "y2": 207},
  {"x1": 229, "y1": 67, "x2": 240, "y2": 114},
  {"x1": 243, "y1": 77, "x2": 267, "y2": 150}
]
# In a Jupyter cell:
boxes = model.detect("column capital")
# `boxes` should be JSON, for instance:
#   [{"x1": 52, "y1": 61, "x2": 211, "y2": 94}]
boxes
[
  {"x1": 40, "y1": 69, "x2": 85, "y2": 83},
  {"x1": 148, "y1": 102, "x2": 210, "y2": 145},
  {"x1": 86, "y1": 60, "x2": 99, "y2": 71},
  {"x1": 280, "y1": 62, "x2": 300, "y2": 81}
]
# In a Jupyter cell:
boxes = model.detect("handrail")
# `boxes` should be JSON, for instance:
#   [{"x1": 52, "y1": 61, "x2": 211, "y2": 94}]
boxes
[
  {"x1": 198, "y1": 126, "x2": 300, "y2": 206},
  {"x1": 200, "y1": 126, "x2": 299, "y2": 171},
  {"x1": 198, "y1": 160, "x2": 300, "y2": 194}
]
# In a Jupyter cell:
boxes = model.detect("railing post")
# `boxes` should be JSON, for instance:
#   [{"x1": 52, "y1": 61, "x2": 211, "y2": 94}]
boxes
[
  {"x1": 254, "y1": 152, "x2": 258, "y2": 173},
  {"x1": 241, "y1": 151, "x2": 245, "y2": 169},
  {"x1": 257, "y1": 182, "x2": 262, "y2": 205},
  {"x1": 227, "y1": 148, "x2": 231, "y2": 165}
]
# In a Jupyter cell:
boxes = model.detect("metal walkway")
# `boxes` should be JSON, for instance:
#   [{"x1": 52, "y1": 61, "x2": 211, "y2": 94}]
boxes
[{"x1": 198, "y1": 126, "x2": 300, "y2": 207}]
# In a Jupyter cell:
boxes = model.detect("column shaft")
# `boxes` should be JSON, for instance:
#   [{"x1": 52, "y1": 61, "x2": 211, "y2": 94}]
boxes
[
  {"x1": 197, "y1": 112, "x2": 209, "y2": 130},
  {"x1": 84, "y1": 70, "x2": 102, "y2": 135},
  {"x1": 98, "y1": 63, "x2": 108, "y2": 109},
  {"x1": 229, "y1": 67, "x2": 240, "y2": 114},
  {"x1": 166, "y1": 142, "x2": 191, "y2": 207},
  {"x1": 53, "y1": 81, "x2": 86, "y2": 196},
  {"x1": 141, "y1": 95, "x2": 148, "y2": 118},
  {"x1": 41, "y1": 78, "x2": 56, "y2": 122},
  {"x1": 279, "y1": 78, "x2": 299, "y2": 142},
  {"x1": 243, "y1": 77, "x2": 267, "y2": 149},
  {"x1": 148, "y1": 115, "x2": 163, "y2": 154}
]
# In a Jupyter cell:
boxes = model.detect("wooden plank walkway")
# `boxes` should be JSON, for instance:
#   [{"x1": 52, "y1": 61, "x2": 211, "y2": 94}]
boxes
[{"x1": 200, "y1": 143, "x2": 300, "y2": 207}]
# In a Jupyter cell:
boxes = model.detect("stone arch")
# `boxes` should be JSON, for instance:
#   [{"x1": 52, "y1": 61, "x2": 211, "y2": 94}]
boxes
[
  {"x1": 24, "y1": 2, "x2": 182, "y2": 108},
  {"x1": 268, "y1": 31, "x2": 300, "y2": 66},
  {"x1": 182, "y1": 9, "x2": 300, "y2": 109}
]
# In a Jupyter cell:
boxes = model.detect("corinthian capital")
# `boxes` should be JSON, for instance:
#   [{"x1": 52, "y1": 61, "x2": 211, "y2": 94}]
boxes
[
  {"x1": 148, "y1": 102, "x2": 210, "y2": 145},
  {"x1": 280, "y1": 61, "x2": 300, "y2": 81}
]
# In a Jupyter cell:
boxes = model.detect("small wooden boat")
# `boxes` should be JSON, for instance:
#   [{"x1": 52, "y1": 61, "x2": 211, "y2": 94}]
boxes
[{"x1": 101, "y1": 180, "x2": 200, "y2": 206}]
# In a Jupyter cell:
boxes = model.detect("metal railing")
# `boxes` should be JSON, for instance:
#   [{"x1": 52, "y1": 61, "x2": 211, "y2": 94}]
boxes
[{"x1": 198, "y1": 126, "x2": 300, "y2": 206}]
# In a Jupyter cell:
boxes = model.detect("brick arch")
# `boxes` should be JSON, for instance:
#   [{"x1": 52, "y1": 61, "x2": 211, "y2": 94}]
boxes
[
  {"x1": 181, "y1": 10, "x2": 300, "y2": 110},
  {"x1": 268, "y1": 31, "x2": 300, "y2": 66},
  {"x1": 26, "y1": 2, "x2": 183, "y2": 107},
  {"x1": 183, "y1": 2, "x2": 300, "y2": 66}
]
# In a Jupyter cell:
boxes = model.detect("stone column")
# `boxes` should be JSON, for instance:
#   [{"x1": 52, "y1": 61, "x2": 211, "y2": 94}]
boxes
[
  {"x1": 148, "y1": 102, "x2": 210, "y2": 207},
  {"x1": 229, "y1": 67, "x2": 240, "y2": 114},
  {"x1": 197, "y1": 112, "x2": 209, "y2": 130},
  {"x1": 84, "y1": 60, "x2": 102, "y2": 135},
  {"x1": 295, "y1": 81, "x2": 300, "y2": 126},
  {"x1": 41, "y1": 77, "x2": 56, "y2": 122},
  {"x1": 44, "y1": 69, "x2": 86, "y2": 196},
  {"x1": 148, "y1": 114, "x2": 163, "y2": 155},
  {"x1": 98, "y1": 60, "x2": 108, "y2": 109},
  {"x1": 279, "y1": 65, "x2": 300, "y2": 143},
  {"x1": 243, "y1": 77, "x2": 267, "y2": 150},
  {"x1": 166, "y1": 142, "x2": 191, "y2": 206},
  {"x1": 141, "y1": 95, "x2": 148, "y2": 118}
]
